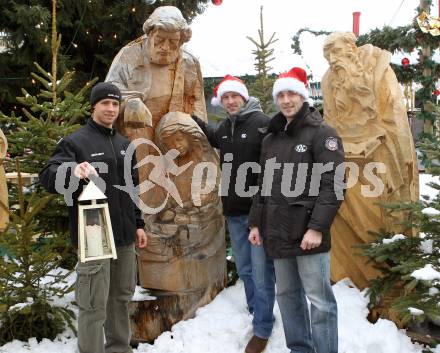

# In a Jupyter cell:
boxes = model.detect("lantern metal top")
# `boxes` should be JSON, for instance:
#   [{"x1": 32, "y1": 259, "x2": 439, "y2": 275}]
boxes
[{"x1": 78, "y1": 180, "x2": 107, "y2": 201}]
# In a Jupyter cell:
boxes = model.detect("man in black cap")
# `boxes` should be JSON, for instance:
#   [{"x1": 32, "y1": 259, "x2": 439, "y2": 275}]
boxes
[{"x1": 40, "y1": 82, "x2": 147, "y2": 353}]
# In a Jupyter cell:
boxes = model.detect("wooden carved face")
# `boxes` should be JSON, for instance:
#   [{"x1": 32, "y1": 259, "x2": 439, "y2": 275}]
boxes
[
  {"x1": 323, "y1": 37, "x2": 356, "y2": 74},
  {"x1": 147, "y1": 28, "x2": 181, "y2": 65},
  {"x1": 160, "y1": 130, "x2": 191, "y2": 157}
]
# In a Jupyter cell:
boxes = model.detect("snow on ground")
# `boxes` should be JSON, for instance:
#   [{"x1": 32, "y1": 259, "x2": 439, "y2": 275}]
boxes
[
  {"x1": 135, "y1": 279, "x2": 433, "y2": 353},
  {"x1": 0, "y1": 279, "x2": 438, "y2": 353},
  {"x1": 1, "y1": 174, "x2": 440, "y2": 353}
]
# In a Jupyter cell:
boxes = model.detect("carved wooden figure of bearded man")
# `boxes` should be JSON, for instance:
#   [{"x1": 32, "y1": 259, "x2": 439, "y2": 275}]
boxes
[
  {"x1": 106, "y1": 6, "x2": 207, "y2": 208},
  {"x1": 321, "y1": 32, "x2": 419, "y2": 289},
  {"x1": 106, "y1": 6, "x2": 225, "y2": 341}
]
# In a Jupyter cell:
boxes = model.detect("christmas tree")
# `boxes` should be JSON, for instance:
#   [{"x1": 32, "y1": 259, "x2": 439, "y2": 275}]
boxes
[
  {"x1": 361, "y1": 127, "x2": 440, "y2": 337},
  {"x1": 247, "y1": 6, "x2": 278, "y2": 114},
  {"x1": 0, "y1": 0, "x2": 210, "y2": 113},
  {"x1": 353, "y1": 3, "x2": 440, "y2": 336},
  {"x1": 1, "y1": 0, "x2": 95, "y2": 241},
  {"x1": 0, "y1": 1, "x2": 94, "y2": 342},
  {"x1": 0, "y1": 62, "x2": 95, "y2": 248},
  {"x1": 0, "y1": 161, "x2": 76, "y2": 344}
]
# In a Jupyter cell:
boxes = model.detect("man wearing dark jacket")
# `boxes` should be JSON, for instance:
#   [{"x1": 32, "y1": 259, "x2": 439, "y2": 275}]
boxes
[
  {"x1": 249, "y1": 67, "x2": 344, "y2": 353},
  {"x1": 193, "y1": 75, "x2": 275, "y2": 353},
  {"x1": 39, "y1": 82, "x2": 147, "y2": 353}
]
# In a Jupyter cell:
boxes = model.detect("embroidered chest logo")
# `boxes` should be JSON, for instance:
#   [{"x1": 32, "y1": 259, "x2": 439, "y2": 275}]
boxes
[
  {"x1": 241, "y1": 133, "x2": 247, "y2": 138},
  {"x1": 295, "y1": 144, "x2": 307, "y2": 153},
  {"x1": 91, "y1": 152, "x2": 104, "y2": 157},
  {"x1": 222, "y1": 135, "x2": 228, "y2": 139},
  {"x1": 325, "y1": 137, "x2": 338, "y2": 151},
  {"x1": 120, "y1": 150, "x2": 126, "y2": 156}
]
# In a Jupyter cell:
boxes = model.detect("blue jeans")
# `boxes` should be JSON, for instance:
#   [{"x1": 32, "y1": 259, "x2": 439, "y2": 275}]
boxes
[
  {"x1": 227, "y1": 214, "x2": 276, "y2": 339},
  {"x1": 274, "y1": 252, "x2": 338, "y2": 353}
]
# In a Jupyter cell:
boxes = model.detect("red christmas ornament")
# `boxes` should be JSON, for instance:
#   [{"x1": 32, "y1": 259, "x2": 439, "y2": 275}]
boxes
[
  {"x1": 212, "y1": 0, "x2": 222, "y2": 5},
  {"x1": 401, "y1": 57, "x2": 410, "y2": 67},
  {"x1": 434, "y1": 89, "x2": 440, "y2": 97}
]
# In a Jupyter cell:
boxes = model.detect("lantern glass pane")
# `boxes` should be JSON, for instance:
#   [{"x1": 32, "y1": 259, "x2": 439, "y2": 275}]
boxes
[{"x1": 83, "y1": 208, "x2": 112, "y2": 258}]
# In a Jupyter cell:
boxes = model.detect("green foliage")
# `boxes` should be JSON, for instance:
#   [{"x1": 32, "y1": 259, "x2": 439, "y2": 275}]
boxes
[
  {"x1": 247, "y1": 6, "x2": 278, "y2": 114},
  {"x1": 0, "y1": 0, "x2": 209, "y2": 112},
  {"x1": 356, "y1": 25, "x2": 418, "y2": 53},
  {"x1": 289, "y1": 3, "x2": 440, "y2": 348},
  {"x1": 1, "y1": 63, "x2": 94, "y2": 174},
  {"x1": 0, "y1": 301, "x2": 75, "y2": 344},
  {"x1": 361, "y1": 139, "x2": 440, "y2": 328},
  {"x1": 203, "y1": 77, "x2": 221, "y2": 106},
  {"x1": 0, "y1": 164, "x2": 75, "y2": 344},
  {"x1": 291, "y1": 28, "x2": 331, "y2": 57},
  {"x1": 0, "y1": 2, "x2": 95, "y2": 344},
  {"x1": 0, "y1": 63, "x2": 94, "y2": 242},
  {"x1": 358, "y1": 27, "x2": 439, "y2": 120}
]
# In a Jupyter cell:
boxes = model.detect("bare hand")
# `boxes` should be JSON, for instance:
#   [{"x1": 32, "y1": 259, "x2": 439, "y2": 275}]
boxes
[
  {"x1": 300, "y1": 229, "x2": 322, "y2": 250},
  {"x1": 248, "y1": 227, "x2": 262, "y2": 246},
  {"x1": 135, "y1": 229, "x2": 148, "y2": 248},
  {"x1": 74, "y1": 162, "x2": 98, "y2": 179}
]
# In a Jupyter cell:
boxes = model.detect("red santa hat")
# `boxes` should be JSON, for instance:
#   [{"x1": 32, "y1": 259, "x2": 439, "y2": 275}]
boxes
[
  {"x1": 272, "y1": 67, "x2": 309, "y2": 103},
  {"x1": 211, "y1": 75, "x2": 249, "y2": 107}
]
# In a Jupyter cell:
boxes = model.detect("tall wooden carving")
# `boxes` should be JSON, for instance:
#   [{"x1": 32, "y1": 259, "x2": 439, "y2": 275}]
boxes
[
  {"x1": 0, "y1": 128, "x2": 8, "y2": 231},
  {"x1": 106, "y1": 6, "x2": 225, "y2": 341},
  {"x1": 321, "y1": 32, "x2": 419, "y2": 289}
]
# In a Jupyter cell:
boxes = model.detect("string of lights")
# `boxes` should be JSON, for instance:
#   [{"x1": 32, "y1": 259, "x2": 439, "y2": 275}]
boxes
[{"x1": 63, "y1": 0, "x2": 88, "y2": 54}]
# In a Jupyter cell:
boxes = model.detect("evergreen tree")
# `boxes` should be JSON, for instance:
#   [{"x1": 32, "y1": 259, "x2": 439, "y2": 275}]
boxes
[
  {"x1": 0, "y1": 63, "x2": 95, "y2": 247},
  {"x1": 0, "y1": 162, "x2": 76, "y2": 344},
  {"x1": 361, "y1": 126, "x2": 440, "y2": 337},
  {"x1": 352, "y1": 5, "x2": 440, "y2": 340},
  {"x1": 0, "y1": 0, "x2": 209, "y2": 113},
  {"x1": 1, "y1": 64, "x2": 94, "y2": 174},
  {"x1": 0, "y1": 0, "x2": 95, "y2": 241},
  {"x1": 0, "y1": 0, "x2": 96, "y2": 344},
  {"x1": 247, "y1": 6, "x2": 278, "y2": 114}
]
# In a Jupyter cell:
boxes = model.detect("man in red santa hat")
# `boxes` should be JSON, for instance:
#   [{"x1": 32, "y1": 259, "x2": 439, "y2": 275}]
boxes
[
  {"x1": 193, "y1": 75, "x2": 275, "y2": 353},
  {"x1": 248, "y1": 67, "x2": 345, "y2": 353}
]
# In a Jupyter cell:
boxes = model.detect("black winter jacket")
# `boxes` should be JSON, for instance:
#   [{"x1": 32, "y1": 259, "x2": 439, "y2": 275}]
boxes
[
  {"x1": 248, "y1": 103, "x2": 345, "y2": 258},
  {"x1": 193, "y1": 98, "x2": 270, "y2": 216},
  {"x1": 39, "y1": 119, "x2": 145, "y2": 247}
]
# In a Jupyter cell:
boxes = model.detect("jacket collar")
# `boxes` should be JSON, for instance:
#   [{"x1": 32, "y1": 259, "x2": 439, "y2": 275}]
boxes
[
  {"x1": 269, "y1": 103, "x2": 322, "y2": 137},
  {"x1": 88, "y1": 119, "x2": 116, "y2": 136}
]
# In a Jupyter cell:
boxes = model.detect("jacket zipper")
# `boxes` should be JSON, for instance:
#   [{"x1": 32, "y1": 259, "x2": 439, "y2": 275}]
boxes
[
  {"x1": 108, "y1": 135, "x2": 123, "y2": 225},
  {"x1": 229, "y1": 118, "x2": 235, "y2": 143},
  {"x1": 108, "y1": 136, "x2": 118, "y2": 170}
]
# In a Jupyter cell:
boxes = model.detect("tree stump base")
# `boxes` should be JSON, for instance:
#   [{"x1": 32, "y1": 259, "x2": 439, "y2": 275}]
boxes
[{"x1": 129, "y1": 278, "x2": 225, "y2": 343}]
